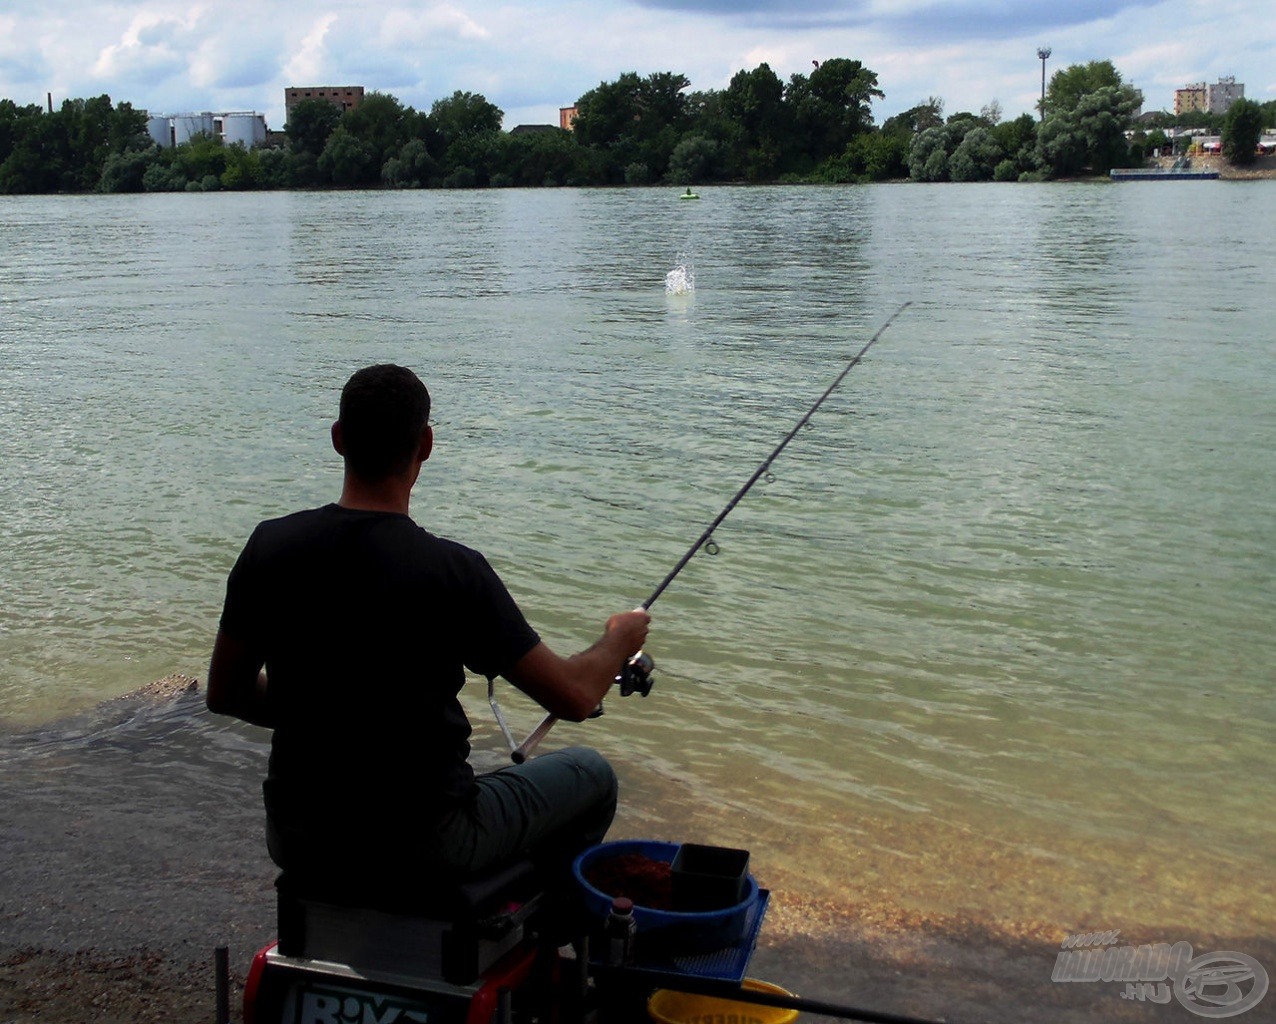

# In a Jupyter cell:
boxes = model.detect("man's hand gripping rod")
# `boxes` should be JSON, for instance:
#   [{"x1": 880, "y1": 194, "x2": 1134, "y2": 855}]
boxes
[
  {"x1": 489, "y1": 629, "x2": 653, "y2": 763},
  {"x1": 495, "y1": 302, "x2": 911, "y2": 763}
]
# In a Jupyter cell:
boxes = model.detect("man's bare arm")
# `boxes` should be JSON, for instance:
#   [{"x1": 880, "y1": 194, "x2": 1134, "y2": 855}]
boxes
[
  {"x1": 206, "y1": 628, "x2": 275, "y2": 729},
  {"x1": 504, "y1": 610, "x2": 650, "y2": 722}
]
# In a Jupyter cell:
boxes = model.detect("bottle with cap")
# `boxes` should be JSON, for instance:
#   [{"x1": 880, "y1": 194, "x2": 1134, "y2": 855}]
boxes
[{"x1": 605, "y1": 896, "x2": 637, "y2": 965}]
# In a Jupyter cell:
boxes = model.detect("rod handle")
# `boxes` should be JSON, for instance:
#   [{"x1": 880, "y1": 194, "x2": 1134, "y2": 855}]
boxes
[{"x1": 512, "y1": 713, "x2": 559, "y2": 763}]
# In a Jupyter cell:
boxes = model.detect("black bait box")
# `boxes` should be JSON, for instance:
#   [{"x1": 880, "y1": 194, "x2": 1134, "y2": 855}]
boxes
[{"x1": 671, "y1": 844, "x2": 751, "y2": 912}]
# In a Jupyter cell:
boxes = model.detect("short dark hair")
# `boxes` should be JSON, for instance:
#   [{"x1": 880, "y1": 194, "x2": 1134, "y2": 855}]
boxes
[{"x1": 338, "y1": 365, "x2": 431, "y2": 480}]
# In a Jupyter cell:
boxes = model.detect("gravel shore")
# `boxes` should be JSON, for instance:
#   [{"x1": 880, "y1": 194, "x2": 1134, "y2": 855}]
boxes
[{"x1": 0, "y1": 678, "x2": 276, "y2": 1022}]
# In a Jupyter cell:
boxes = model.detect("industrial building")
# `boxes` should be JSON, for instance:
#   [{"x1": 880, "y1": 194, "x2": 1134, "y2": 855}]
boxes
[
  {"x1": 146, "y1": 111, "x2": 268, "y2": 149},
  {"x1": 284, "y1": 86, "x2": 365, "y2": 117}
]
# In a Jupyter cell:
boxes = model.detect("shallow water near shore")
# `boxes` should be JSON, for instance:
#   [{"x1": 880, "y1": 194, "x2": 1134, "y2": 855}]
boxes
[{"x1": 1, "y1": 185, "x2": 1273, "y2": 996}]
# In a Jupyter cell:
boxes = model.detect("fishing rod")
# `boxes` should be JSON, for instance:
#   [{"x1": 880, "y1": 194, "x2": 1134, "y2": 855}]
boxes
[{"x1": 495, "y1": 301, "x2": 912, "y2": 763}]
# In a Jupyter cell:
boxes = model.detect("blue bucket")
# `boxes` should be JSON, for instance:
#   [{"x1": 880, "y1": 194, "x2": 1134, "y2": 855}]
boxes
[{"x1": 573, "y1": 840, "x2": 759, "y2": 953}]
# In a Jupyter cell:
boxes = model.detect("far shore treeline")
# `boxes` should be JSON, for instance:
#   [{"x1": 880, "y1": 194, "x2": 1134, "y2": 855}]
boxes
[{"x1": 2, "y1": 58, "x2": 1273, "y2": 194}]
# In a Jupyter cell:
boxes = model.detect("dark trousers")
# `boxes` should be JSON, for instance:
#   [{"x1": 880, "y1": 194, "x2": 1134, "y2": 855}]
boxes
[{"x1": 431, "y1": 746, "x2": 618, "y2": 878}]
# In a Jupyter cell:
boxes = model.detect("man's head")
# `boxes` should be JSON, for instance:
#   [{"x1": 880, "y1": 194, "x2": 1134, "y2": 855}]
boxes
[{"x1": 334, "y1": 365, "x2": 431, "y2": 481}]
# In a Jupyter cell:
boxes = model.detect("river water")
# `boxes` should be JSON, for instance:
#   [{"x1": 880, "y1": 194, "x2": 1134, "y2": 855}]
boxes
[{"x1": 1, "y1": 183, "x2": 1272, "y2": 957}]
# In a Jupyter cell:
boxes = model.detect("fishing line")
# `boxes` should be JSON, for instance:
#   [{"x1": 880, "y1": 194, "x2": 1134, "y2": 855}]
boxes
[
  {"x1": 502, "y1": 301, "x2": 912, "y2": 762},
  {"x1": 640, "y1": 300, "x2": 911, "y2": 613}
]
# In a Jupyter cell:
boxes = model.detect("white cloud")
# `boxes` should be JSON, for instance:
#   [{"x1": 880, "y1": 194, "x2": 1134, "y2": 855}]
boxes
[
  {"x1": 283, "y1": 13, "x2": 339, "y2": 85},
  {"x1": 379, "y1": 6, "x2": 491, "y2": 48},
  {"x1": 91, "y1": 10, "x2": 201, "y2": 83}
]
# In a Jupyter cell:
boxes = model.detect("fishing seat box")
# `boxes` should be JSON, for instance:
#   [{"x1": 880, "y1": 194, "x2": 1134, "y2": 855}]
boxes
[{"x1": 274, "y1": 857, "x2": 543, "y2": 985}]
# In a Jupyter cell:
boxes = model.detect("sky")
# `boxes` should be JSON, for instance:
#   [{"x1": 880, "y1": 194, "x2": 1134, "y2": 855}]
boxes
[{"x1": 1, "y1": 0, "x2": 1271, "y2": 132}]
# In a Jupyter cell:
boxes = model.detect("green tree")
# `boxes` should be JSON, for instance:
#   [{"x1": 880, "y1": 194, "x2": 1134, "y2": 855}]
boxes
[
  {"x1": 286, "y1": 99, "x2": 342, "y2": 159},
  {"x1": 255, "y1": 148, "x2": 293, "y2": 190},
  {"x1": 719, "y1": 63, "x2": 788, "y2": 180},
  {"x1": 221, "y1": 143, "x2": 261, "y2": 190},
  {"x1": 907, "y1": 125, "x2": 947, "y2": 181},
  {"x1": 860, "y1": 131, "x2": 910, "y2": 180},
  {"x1": 880, "y1": 97, "x2": 944, "y2": 137},
  {"x1": 0, "y1": 101, "x2": 51, "y2": 192},
  {"x1": 96, "y1": 147, "x2": 154, "y2": 192},
  {"x1": 428, "y1": 91, "x2": 502, "y2": 180},
  {"x1": 66, "y1": 95, "x2": 115, "y2": 188},
  {"x1": 0, "y1": 99, "x2": 27, "y2": 165},
  {"x1": 439, "y1": 129, "x2": 504, "y2": 187},
  {"x1": 1127, "y1": 128, "x2": 1148, "y2": 163},
  {"x1": 641, "y1": 72, "x2": 694, "y2": 131},
  {"x1": 1174, "y1": 110, "x2": 1221, "y2": 133},
  {"x1": 990, "y1": 113, "x2": 1039, "y2": 175},
  {"x1": 1037, "y1": 83, "x2": 1142, "y2": 176},
  {"x1": 818, "y1": 131, "x2": 908, "y2": 182},
  {"x1": 571, "y1": 71, "x2": 691, "y2": 183},
  {"x1": 680, "y1": 88, "x2": 744, "y2": 179},
  {"x1": 441, "y1": 165, "x2": 477, "y2": 189},
  {"x1": 1043, "y1": 60, "x2": 1124, "y2": 119},
  {"x1": 572, "y1": 73, "x2": 643, "y2": 153},
  {"x1": 993, "y1": 160, "x2": 1018, "y2": 181},
  {"x1": 342, "y1": 92, "x2": 419, "y2": 177},
  {"x1": 318, "y1": 126, "x2": 377, "y2": 186},
  {"x1": 624, "y1": 161, "x2": 654, "y2": 185},
  {"x1": 786, "y1": 58, "x2": 883, "y2": 166},
  {"x1": 1222, "y1": 98, "x2": 1263, "y2": 165},
  {"x1": 0, "y1": 146, "x2": 49, "y2": 193},
  {"x1": 285, "y1": 151, "x2": 321, "y2": 188},
  {"x1": 429, "y1": 91, "x2": 502, "y2": 144},
  {"x1": 948, "y1": 127, "x2": 1004, "y2": 181},
  {"x1": 109, "y1": 101, "x2": 150, "y2": 154},
  {"x1": 666, "y1": 134, "x2": 721, "y2": 184},
  {"x1": 141, "y1": 149, "x2": 188, "y2": 192},
  {"x1": 41, "y1": 94, "x2": 151, "y2": 191},
  {"x1": 907, "y1": 116, "x2": 986, "y2": 181},
  {"x1": 382, "y1": 138, "x2": 438, "y2": 188},
  {"x1": 500, "y1": 129, "x2": 592, "y2": 186},
  {"x1": 29, "y1": 106, "x2": 75, "y2": 190},
  {"x1": 172, "y1": 132, "x2": 227, "y2": 183}
]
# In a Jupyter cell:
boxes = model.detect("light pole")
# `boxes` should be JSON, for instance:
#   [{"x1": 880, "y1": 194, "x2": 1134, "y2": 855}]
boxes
[{"x1": 1037, "y1": 47, "x2": 1052, "y2": 120}]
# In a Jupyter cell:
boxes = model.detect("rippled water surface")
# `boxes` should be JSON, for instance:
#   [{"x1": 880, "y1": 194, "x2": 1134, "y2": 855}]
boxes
[{"x1": 1, "y1": 184, "x2": 1272, "y2": 944}]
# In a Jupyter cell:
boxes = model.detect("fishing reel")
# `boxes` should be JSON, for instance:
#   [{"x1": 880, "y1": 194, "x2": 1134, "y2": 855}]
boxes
[
  {"x1": 586, "y1": 652, "x2": 654, "y2": 719},
  {"x1": 618, "y1": 651, "x2": 655, "y2": 698},
  {"x1": 490, "y1": 650, "x2": 655, "y2": 761}
]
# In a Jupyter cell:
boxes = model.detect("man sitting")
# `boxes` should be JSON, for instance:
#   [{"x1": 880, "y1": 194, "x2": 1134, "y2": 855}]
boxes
[{"x1": 207, "y1": 364, "x2": 650, "y2": 899}]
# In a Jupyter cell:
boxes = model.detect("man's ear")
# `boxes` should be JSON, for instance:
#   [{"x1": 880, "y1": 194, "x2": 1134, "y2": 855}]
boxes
[
  {"x1": 418, "y1": 424, "x2": 434, "y2": 463},
  {"x1": 331, "y1": 421, "x2": 345, "y2": 456}
]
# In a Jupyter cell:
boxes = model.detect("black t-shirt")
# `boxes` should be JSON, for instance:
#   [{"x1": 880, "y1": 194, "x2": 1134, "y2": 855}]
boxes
[{"x1": 219, "y1": 504, "x2": 540, "y2": 841}]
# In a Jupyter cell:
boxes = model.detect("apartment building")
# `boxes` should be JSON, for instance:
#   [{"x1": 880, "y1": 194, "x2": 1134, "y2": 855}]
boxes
[{"x1": 1175, "y1": 77, "x2": 1245, "y2": 116}]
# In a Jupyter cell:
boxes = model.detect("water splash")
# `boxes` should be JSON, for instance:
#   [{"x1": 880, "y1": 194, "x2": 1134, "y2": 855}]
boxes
[{"x1": 665, "y1": 258, "x2": 695, "y2": 295}]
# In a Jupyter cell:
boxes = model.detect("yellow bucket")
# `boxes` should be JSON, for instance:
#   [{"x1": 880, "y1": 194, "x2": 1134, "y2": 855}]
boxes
[{"x1": 647, "y1": 978, "x2": 799, "y2": 1024}]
